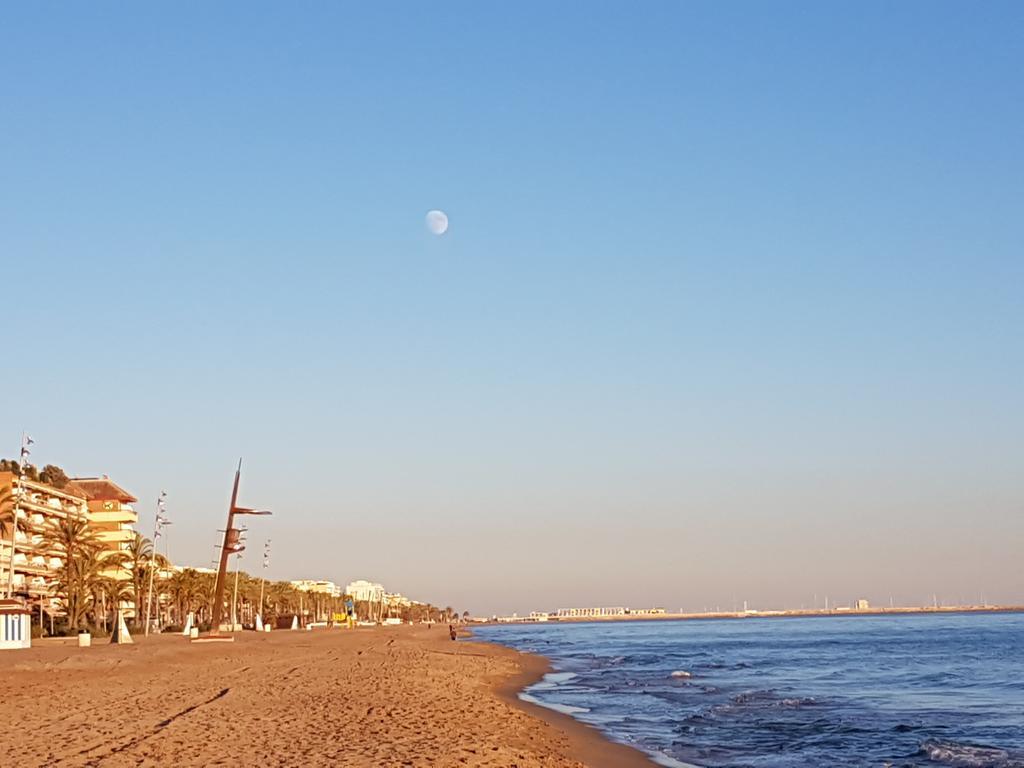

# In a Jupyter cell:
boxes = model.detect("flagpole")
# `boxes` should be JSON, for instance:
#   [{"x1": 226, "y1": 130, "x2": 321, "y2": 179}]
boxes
[
  {"x1": 258, "y1": 539, "x2": 270, "y2": 627},
  {"x1": 5, "y1": 432, "x2": 32, "y2": 599},
  {"x1": 144, "y1": 492, "x2": 168, "y2": 637}
]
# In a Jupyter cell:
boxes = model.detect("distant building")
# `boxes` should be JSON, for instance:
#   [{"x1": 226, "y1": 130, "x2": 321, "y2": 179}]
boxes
[
  {"x1": 385, "y1": 592, "x2": 411, "y2": 608},
  {"x1": 171, "y1": 565, "x2": 216, "y2": 575},
  {"x1": 555, "y1": 606, "x2": 627, "y2": 618},
  {"x1": 856, "y1": 599, "x2": 870, "y2": 610},
  {"x1": 345, "y1": 580, "x2": 385, "y2": 602},
  {"x1": 291, "y1": 580, "x2": 341, "y2": 598}
]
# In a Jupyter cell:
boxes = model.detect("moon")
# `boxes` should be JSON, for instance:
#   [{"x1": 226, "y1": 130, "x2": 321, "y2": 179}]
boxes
[{"x1": 425, "y1": 209, "x2": 449, "y2": 236}]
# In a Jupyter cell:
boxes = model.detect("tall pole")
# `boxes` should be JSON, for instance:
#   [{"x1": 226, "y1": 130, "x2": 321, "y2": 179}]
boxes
[
  {"x1": 210, "y1": 460, "x2": 270, "y2": 634},
  {"x1": 5, "y1": 432, "x2": 32, "y2": 599},
  {"x1": 144, "y1": 491, "x2": 168, "y2": 636},
  {"x1": 211, "y1": 462, "x2": 242, "y2": 632},
  {"x1": 258, "y1": 539, "x2": 270, "y2": 624}
]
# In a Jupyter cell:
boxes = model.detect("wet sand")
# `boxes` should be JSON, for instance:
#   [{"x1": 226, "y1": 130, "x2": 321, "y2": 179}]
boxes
[{"x1": 0, "y1": 625, "x2": 654, "y2": 767}]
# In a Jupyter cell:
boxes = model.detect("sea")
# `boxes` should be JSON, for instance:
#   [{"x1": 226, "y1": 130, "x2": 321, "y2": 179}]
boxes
[{"x1": 474, "y1": 612, "x2": 1024, "y2": 768}]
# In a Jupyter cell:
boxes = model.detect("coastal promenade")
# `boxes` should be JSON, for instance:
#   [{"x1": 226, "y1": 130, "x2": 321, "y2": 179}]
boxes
[{"x1": 0, "y1": 626, "x2": 652, "y2": 767}]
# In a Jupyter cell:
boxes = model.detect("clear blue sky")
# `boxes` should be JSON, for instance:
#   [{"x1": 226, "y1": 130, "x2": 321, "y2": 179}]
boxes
[{"x1": 1, "y1": 3, "x2": 1021, "y2": 614}]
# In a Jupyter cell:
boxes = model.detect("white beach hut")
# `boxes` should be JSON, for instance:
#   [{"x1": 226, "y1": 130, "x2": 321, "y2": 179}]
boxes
[{"x1": 0, "y1": 599, "x2": 31, "y2": 650}]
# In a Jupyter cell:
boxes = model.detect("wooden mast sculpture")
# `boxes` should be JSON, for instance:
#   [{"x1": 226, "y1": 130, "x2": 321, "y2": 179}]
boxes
[{"x1": 210, "y1": 460, "x2": 270, "y2": 635}]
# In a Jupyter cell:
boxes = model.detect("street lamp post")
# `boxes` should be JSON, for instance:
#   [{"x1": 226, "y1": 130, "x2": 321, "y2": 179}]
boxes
[
  {"x1": 144, "y1": 492, "x2": 169, "y2": 637},
  {"x1": 4, "y1": 432, "x2": 33, "y2": 599},
  {"x1": 209, "y1": 460, "x2": 270, "y2": 634},
  {"x1": 258, "y1": 539, "x2": 270, "y2": 627}
]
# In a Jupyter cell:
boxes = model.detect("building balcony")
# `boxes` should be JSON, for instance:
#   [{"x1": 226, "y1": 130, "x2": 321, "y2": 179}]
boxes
[
  {"x1": 95, "y1": 528, "x2": 136, "y2": 544},
  {"x1": 14, "y1": 561, "x2": 52, "y2": 576},
  {"x1": 88, "y1": 509, "x2": 139, "y2": 525},
  {"x1": 21, "y1": 499, "x2": 87, "y2": 520}
]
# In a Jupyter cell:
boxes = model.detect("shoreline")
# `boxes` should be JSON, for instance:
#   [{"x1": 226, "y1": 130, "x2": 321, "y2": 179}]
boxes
[
  {"x1": 481, "y1": 631, "x2": 658, "y2": 767},
  {"x1": 0, "y1": 624, "x2": 657, "y2": 767}
]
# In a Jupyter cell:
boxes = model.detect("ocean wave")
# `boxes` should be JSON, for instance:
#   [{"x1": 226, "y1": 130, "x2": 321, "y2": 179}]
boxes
[
  {"x1": 705, "y1": 661, "x2": 752, "y2": 670},
  {"x1": 519, "y1": 692, "x2": 591, "y2": 716},
  {"x1": 918, "y1": 739, "x2": 1024, "y2": 768},
  {"x1": 530, "y1": 671, "x2": 579, "y2": 691},
  {"x1": 729, "y1": 690, "x2": 818, "y2": 708}
]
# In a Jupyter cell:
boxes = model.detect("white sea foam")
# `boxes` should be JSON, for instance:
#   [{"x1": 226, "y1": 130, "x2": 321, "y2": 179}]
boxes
[
  {"x1": 530, "y1": 671, "x2": 578, "y2": 690},
  {"x1": 518, "y1": 691, "x2": 590, "y2": 715},
  {"x1": 647, "y1": 753, "x2": 702, "y2": 768},
  {"x1": 544, "y1": 672, "x2": 578, "y2": 684},
  {"x1": 919, "y1": 738, "x2": 1020, "y2": 767}
]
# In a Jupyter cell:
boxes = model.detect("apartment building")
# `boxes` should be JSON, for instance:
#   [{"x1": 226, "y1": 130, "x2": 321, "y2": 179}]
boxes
[
  {"x1": 67, "y1": 476, "x2": 139, "y2": 584},
  {"x1": 290, "y1": 579, "x2": 342, "y2": 598},
  {"x1": 345, "y1": 579, "x2": 385, "y2": 603},
  {"x1": 0, "y1": 471, "x2": 90, "y2": 614}
]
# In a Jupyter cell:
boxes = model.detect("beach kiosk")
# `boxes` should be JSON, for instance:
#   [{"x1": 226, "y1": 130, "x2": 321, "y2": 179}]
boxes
[{"x1": 0, "y1": 599, "x2": 31, "y2": 650}]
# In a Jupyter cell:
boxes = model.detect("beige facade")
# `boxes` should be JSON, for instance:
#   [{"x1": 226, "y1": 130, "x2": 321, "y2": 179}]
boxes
[
  {"x1": 66, "y1": 477, "x2": 139, "y2": 583},
  {"x1": 0, "y1": 471, "x2": 90, "y2": 612}
]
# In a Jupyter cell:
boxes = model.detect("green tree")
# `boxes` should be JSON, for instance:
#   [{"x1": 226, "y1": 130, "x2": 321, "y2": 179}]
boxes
[
  {"x1": 167, "y1": 568, "x2": 202, "y2": 624},
  {"x1": 38, "y1": 465, "x2": 69, "y2": 489},
  {"x1": 93, "y1": 575, "x2": 133, "y2": 631},
  {"x1": 0, "y1": 484, "x2": 15, "y2": 591},
  {"x1": 124, "y1": 532, "x2": 168, "y2": 626},
  {"x1": 38, "y1": 517, "x2": 102, "y2": 630}
]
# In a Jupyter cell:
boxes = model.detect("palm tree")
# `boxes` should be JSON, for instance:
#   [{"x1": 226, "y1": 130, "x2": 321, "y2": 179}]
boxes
[
  {"x1": 0, "y1": 483, "x2": 24, "y2": 598},
  {"x1": 264, "y1": 580, "x2": 303, "y2": 625},
  {"x1": 124, "y1": 532, "x2": 152, "y2": 623},
  {"x1": 38, "y1": 516, "x2": 102, "y2": 630},
  {"x1": 124, "y1": 532, "x2": 169, "y2": 626},
  {"x1": 93, "y1": 574, "x2": 133, "y2": 631},
  {"x1": 237, "y1": 572, "x2": 262, "y2": 626},
  {"x1": 166, "y1": 568, "x2": 198, "y2": 625},
  {"x1": 0, "y1": 483, "x2": 17, "y2": 595},
  {"x1": 193, "y1": 570, "x2": 216, "y2": 626}
]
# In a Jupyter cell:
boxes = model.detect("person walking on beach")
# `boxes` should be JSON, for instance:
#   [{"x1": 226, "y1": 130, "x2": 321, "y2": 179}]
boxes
[{"x1": 449, "y1": 624, "x2": 457, "y2": 641}]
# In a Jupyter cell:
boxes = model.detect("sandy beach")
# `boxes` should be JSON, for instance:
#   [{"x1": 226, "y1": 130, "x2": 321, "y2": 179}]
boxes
[{"x1": 0, "y1": 626, "x2": 653, "y2": 767}]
